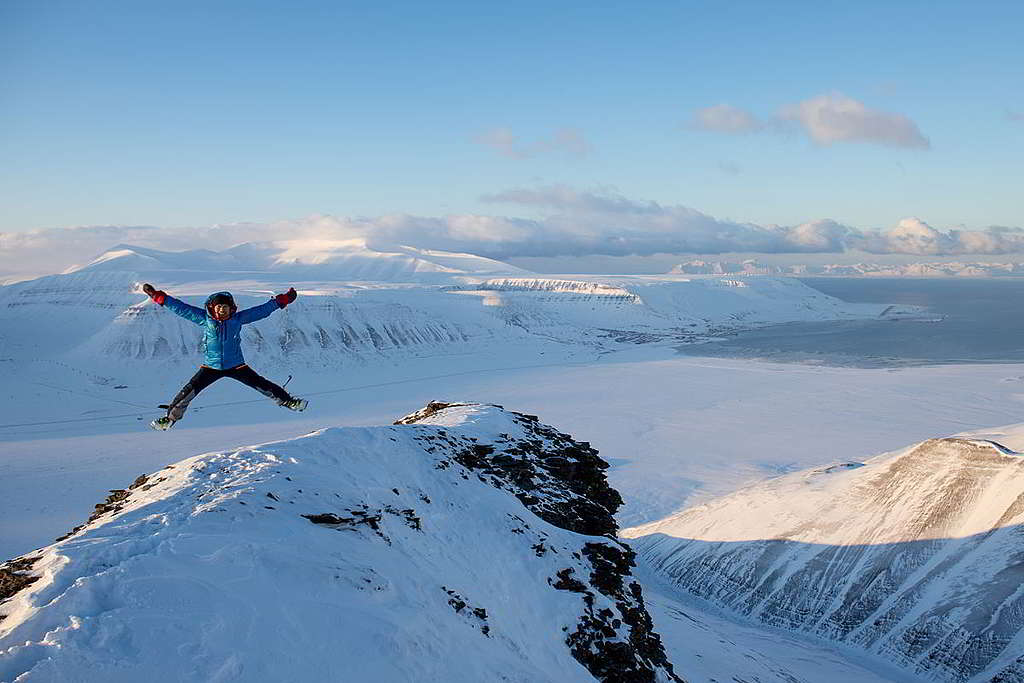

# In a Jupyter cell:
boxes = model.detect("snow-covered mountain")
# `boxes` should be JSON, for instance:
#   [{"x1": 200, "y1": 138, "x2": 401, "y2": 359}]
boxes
[
  {"x1": 622, "y1": 437, "x2": 1024, "y2": 682},
  {"x1": 0, "y1": 402, "x2": 682, "y2": 682},
  {"x1": 67, "y1": 240, "x2": 530, "y2": 282},
  {"x1": 671, "y1": 259, "x2": 1024, "y2": 278},
  {"x1": 0, "y1": 260, "x2": 893, "y2": 375}
]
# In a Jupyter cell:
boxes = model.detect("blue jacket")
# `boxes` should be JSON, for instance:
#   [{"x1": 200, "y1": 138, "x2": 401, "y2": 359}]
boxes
[{"x1": 163, "y1": 291, "x2": 282, "y2": 369}]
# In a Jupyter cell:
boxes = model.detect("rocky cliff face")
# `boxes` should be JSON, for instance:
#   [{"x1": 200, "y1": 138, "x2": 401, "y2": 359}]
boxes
[
  {"x1": 623, "y1": 437, "x2": 1024, "y2": 682},
  {"x1": 1, "y1": 403, "x2": 681, "y2": 682}
]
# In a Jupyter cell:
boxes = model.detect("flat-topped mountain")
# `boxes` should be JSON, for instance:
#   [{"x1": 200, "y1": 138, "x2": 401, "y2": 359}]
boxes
[{"x1": 67, "y1": 240, "x2": 530, "y2": 282}]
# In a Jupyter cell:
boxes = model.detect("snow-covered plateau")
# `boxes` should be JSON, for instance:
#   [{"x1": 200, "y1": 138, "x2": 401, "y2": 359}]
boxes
[{"x1": 5, "y1": 240, "x2": 1024, "y2": 682}]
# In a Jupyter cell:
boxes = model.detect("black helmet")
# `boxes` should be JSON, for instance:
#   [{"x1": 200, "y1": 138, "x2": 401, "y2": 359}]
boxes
[{"x1": 205, "y1": 291, "x2": 237, "y2": 319}]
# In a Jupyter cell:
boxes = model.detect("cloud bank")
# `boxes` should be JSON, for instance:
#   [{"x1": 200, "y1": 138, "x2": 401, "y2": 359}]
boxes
[
  {"x1": 3, "y1": 188, "x2": 1022, "y2": 279},
  {"x1": 693, "y1": 92, "x2": 929, "y2": 149}
]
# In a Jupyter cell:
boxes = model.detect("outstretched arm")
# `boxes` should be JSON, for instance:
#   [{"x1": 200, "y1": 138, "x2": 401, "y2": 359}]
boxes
[
  {"x1": 142, "y1": 283, "x2": 205, "y2": 325},
  {"x1": 237, "y1": 288, "x2": 297, "y2": 325}
]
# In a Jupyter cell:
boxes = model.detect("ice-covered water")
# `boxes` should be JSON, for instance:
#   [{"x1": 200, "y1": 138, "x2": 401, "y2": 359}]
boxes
[{"x1": 679, "y1": 277, "x2": 1024, "y2": 367}]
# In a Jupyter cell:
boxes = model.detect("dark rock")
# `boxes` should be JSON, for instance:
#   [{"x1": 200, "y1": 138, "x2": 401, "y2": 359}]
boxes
[
  {"x1": 303, "y1": 513, "x2": 345, "y2": 525},
  {"x1": 554, "y1": 542, "x2": 683, "y2": 683},
  {"x1": 53, "y1": 473, "x2": 152, "y2": 543},
  {"x1": 409, "y1": 408, "x2": 623, "y2": 537},
  {"x1": 0, "y1": 556, "x2": 40, "y2": 607},
  {"x1": 394, "y1": 401, "x2": 478, "y2": 425}
]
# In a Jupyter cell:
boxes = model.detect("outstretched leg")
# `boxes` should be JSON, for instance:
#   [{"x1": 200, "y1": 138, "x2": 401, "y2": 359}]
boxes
[
  {"x1": 166, "y1": 367, "x2": 224, "y2": 422},
  {"x1": 225, "y1": 365, "x2": 293, "y2": 404}
]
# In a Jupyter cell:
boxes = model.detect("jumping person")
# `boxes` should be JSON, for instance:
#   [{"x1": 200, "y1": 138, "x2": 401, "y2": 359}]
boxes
[{"x1": 142, "y1": 283, "x2": 308, "y2": 430}]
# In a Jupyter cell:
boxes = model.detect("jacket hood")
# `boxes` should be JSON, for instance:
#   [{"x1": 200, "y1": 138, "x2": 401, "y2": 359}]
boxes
[{"x1": 205, "y1": 291, "x2": 237, "y2": 320}]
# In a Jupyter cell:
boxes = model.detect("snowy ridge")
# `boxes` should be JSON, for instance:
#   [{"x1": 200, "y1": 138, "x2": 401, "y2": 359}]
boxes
[
  {"x1": 68, "y1": 241, "x2": 529, "y2": 282},
  {"x1": 622, "y1": 437, "x2": 1024, "y2": 682},
  {"x1": 0, "y1": 403, "x2": 681, "y2": 682},
  {"x1": 0, "y1": 261, "x2": 889, "y2": 373}
]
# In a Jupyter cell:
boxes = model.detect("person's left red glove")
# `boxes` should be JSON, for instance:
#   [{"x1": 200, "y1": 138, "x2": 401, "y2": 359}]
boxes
[{"x1": 275, "y1": 287, "x2": 297, "y2": 308}]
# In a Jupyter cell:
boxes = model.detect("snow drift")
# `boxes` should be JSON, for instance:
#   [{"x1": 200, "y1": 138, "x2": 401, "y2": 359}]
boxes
[
  {"x1": 622, "y1": 437, "x2": 1024, "y2": 682},
  {"x1": 0, "y1": 402, "x2": 681, "y2": 682}
]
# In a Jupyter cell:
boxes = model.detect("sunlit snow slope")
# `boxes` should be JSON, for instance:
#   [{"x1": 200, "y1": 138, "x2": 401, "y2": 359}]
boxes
[
  {"x1": 66, "y1": 240, "x2": 531, "y2": 282},
  {"x1": 622, "y1": 437, "x2": 1024, "y2": 682},
  {"x1": 0, "y1": 403, "x2": 681, "y2": 683},
  {"x1": 0, "y1": 242, "x2": 893, "y2": 375}
]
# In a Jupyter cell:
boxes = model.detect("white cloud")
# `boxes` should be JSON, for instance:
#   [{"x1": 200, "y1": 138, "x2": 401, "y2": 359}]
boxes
[
  {"x1": 473, "y1": 127, "x2": 590, "y2": 159},
  {"x1": 691, "y1": 104, "x2": 764, "y2": 133},
  {"x1": 481, "y1": 185, "x2": 852, "y2": 255},
  {"x1": 3, "y1": 194, "x2": 1022, "y2": 279},
  {"x1": 692, "y1": 93, "x2": 929, "y2": 149},
  {"x1": 854, "y1": 218, "x2": 1024, "y2": 255},
  {"x1": 781, "y1": 93, "x2": 930, "y2": 148}
]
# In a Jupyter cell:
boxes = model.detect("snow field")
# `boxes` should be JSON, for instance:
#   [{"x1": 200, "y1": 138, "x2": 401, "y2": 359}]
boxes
[
  {"x1": 3, "y1": 247, "x2": 1019, "y2": 682},
  {"x1": 1, "y1": 405, "x2": 664, "y2": 682}
]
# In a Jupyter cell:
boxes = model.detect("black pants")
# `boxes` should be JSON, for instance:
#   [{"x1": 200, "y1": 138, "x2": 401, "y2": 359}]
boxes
[{"x1": 166, "y1": 365, "x2": 292, "y2": 421}]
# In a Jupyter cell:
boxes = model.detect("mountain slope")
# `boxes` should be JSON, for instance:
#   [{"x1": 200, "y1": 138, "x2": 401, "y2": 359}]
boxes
[
  {"x1": 622, "y1": 437, "x2": 1024, "y2": 682},
  {"x1": 0, "y1": 264, "x2": 890, "y2": 374},
  {"x1": 67, "y1": 240, "x2": 529, "y2": 282},
  {"x1": 0, "y1": 403, "x2": 681, "y2": 683}
]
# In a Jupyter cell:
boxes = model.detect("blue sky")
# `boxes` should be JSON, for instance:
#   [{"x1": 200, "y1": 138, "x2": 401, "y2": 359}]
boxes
[{"x1": 2, "y1": 1, "x2": 1022, "y2": 257}]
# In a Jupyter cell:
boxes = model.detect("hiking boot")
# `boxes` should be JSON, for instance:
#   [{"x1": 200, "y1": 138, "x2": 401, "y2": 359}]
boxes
[
  {"x1": 151, "y1": 416, "x2": 176, "y2": 431},
  {"x1": 281, "y1": 398, "x2": 308, "y2": 412}
]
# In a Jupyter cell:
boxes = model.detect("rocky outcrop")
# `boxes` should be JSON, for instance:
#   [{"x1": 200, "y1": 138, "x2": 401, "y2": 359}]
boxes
[
  {"x1": 0, "y1": 559, "x2": 39, "y2": 614},
  {"x1": 397, "y1": 401, "x2": 623, "y2": 537},
  {"x1": 398, "y1": 401, "x2": 681, "y2": 682}
]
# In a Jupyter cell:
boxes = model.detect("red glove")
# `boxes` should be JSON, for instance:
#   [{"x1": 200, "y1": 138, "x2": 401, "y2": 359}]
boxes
[
  {"x1": 142, "y1": 283, "x2": 166, "y2": 306},
  {"x1": 275, "y1": 287, "x2": 297, "y2": 308}
]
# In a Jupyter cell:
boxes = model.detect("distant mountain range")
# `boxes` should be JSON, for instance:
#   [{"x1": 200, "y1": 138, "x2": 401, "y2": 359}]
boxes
[
  {"x1": 670, "y1": 259, "x2": 1024, "y2": 278},
  {"x1": 623, "y1": 437, "x2": 1024, "y2": 682},
  {"x1": 66, "y1": 240, "x2": 531, "y2": 283}
]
